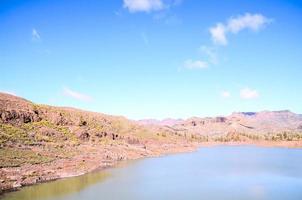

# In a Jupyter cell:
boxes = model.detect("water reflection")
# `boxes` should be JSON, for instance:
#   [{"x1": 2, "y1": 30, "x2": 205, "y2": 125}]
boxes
[{"x1": 1, "y1": 170, "x2": 109, "y2": 200}]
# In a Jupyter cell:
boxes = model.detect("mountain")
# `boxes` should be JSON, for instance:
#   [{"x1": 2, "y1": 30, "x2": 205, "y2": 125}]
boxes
[
  {"x1": 171, "y1": 110, "x2": 302, "y2": 136},
  {"x1": 139, "y1": 110, "x2": 302, "y2": 137}
]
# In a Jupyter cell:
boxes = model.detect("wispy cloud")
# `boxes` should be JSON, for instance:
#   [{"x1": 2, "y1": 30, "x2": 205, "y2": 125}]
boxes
[
  {"x1": 199, "y1": 45, "x2": 218, "y2": 65},
  {"x1": 209, "y1": 23, "x2": 227, "y2": 45},
  {"x1": 221, "y1": 91, "x2": 231, "y2": 98},
  {"x1": 209, "y1": 13, "x2": 271, "y2": 45},
  {"x1": 240, "y1": 88, "x2": 259, "y2": 99},
  {"x1": 183, "y1": 45, "x2": 217, "y2": 70},
  {"x1": 183, "y1": 59, "x2": 208, "y2": 69},
  {"x1": 228, "y1": 13, "x2": 271, "y2": 33},
  {"x1": 32, "y1": 28, "x2": 41, "y2": 41},
  {"x1": 63, "y1": 87, "x2": 93, "y2": 102},
  {"x1": 123, "y1": 0, "x2": 182, "y2": 13},
  {"x1": 123, "y1": 0, "x2": 164, "y2": 13}
]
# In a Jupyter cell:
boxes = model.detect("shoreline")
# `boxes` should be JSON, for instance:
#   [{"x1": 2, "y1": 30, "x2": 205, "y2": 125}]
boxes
[
  {"x1": 199, "y1": 141, "x2": 302, "y2": 149},
  {"x1": 0, "y1": 141, "x2": 201, "y2": 195},
  {"x1": 1, "y1": 140, "x2": 302, "y2": 196}
]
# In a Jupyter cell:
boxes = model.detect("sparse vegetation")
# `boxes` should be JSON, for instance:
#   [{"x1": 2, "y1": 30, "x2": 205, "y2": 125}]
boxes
[
  {"x1": 0, "y1": 123, "x2": 30, "y2": 145},
  {"x1": 212, "y1": 132, "x2": 302, "y2": 142},
  {"x1": 0, "y1": 147, "x2": 53, "y2": 168}
]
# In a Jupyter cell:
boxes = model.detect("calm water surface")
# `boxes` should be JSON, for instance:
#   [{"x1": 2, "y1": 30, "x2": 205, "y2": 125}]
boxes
[{"x1": 2, "y1": 146, "x2": 302, "y2": 200}]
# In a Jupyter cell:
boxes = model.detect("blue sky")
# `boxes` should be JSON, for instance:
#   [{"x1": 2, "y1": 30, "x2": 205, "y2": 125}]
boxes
[{"x1": 1, "y1": 0, "x2": 302, "y2": 119}]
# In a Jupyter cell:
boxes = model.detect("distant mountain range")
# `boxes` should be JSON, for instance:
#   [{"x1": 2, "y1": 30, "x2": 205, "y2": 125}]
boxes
[{"x1": 139, "y1": 110, "x2": 302, "y2": 136}]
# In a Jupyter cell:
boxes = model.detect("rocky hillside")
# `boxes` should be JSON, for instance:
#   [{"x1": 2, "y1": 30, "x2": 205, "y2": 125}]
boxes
[
  {"x1": 0, "y1": 92, "x2": 198, "y2": 147},
  {"x1": 0, "y1": 93, "x2": 198, "y2": 192}
]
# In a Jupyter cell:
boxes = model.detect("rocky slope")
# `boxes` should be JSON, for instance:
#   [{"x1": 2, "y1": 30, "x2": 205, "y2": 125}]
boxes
[{"x1": 0, "y1": 93, "x2": 199, "y2": 193}]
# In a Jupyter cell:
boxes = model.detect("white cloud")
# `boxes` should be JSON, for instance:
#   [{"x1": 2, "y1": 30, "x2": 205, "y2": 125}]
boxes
[
  {"x1": 209, "y1": 13, "x2": 271, "y2": 45},
  {"x1": 123, "y1": 0, "x2": 164, "y2": 12},
  {"x1": 209, "y1": 23, "x2": 227, "y2": 45},
  {"x1": 63, "y1": 87, "x2": 93, "y2": 102},
  {"x1": 221, "y1": 91, "x2": 231, "y2": 98},
  {"x1": 227, "y1": 13, "x2": 270, "y2": 33},
  {"x1": 240, "y1": 88, "x2": 259, "y2": 99},
  {"x1": 184, "y1": 59, "x2": 208, "y2": 69},
  {"x1": 123, "y1": 0, "x2": 183, "y2": 13},
  {"x1": 32, "y1": 28, "x2": 41, "y2": 40}
]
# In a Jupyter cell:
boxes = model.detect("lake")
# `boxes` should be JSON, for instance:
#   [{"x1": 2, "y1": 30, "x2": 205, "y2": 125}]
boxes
[{"x1": 1, "y1": 146, "x2": 302, "y2": 200}]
